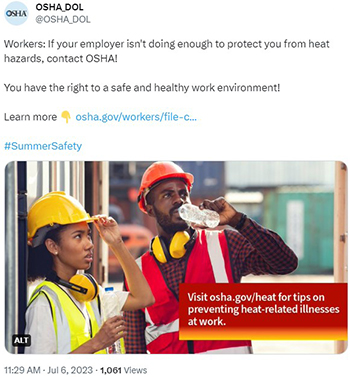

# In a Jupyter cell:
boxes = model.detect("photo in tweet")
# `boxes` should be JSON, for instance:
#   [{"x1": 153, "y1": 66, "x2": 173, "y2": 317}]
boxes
[{"x1": 4, "y1": 161, "x2": 347, "y2": 355}]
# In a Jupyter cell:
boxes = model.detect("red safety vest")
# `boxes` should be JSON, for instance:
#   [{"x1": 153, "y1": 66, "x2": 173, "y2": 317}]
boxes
[{"x1": 136, "y1": 230, "x2": 252, "y2": 354}]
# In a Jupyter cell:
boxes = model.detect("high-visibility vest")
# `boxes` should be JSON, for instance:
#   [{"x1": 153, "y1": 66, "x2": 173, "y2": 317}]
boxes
[
  {"x1": 138, "y1": 230, "x2": 252, "y2": 354},
  {"x1": 28, "y1": 281, "x2": 107, "y2": 354}
]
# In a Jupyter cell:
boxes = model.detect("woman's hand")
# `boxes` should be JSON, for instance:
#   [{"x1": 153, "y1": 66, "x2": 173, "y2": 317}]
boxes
[
  {"x1": 91, "y1": 315, "x2": 126, "y2": 352},
  {"x1": 93, "y1": 215, "x2": 123, "y2": 247},
  {"x1": 70, "y1": 315, "x2": 126, "y2": 354}
]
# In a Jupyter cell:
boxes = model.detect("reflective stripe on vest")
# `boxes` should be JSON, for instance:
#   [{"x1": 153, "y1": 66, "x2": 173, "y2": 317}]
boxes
[
  {"x1": 205, "y1": 231, "x2": 229, "y2": 283},
  {"x1": 29, "y1": 281, "x2": 106, "y2": 354},
  {"x1": 146, "y1": 319, "x2": 179, "y2": 344},
  {"x1": 138, "y1": 230, "x2": 252, "y2": 353},
  {"x1": 200, "y1": 346, "x2": 253, "y2": 354}
]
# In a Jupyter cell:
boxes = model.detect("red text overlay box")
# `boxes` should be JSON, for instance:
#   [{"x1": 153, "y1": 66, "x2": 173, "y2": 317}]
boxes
[{"x1": 179, "y1": 283, "x2": 347, "y2": 341}]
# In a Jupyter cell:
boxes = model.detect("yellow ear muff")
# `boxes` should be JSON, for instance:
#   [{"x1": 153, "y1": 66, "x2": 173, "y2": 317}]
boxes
[
  {"x1": 151, "y1": 237, "x2": 168, "y2": 264},
  {"x1": 151, "y1": 231, "x2": 190, "y2": 263},
  {"x1": 169, "y1": 231, "x2": 190, "y2": 259},
  {"x1": 69, "y1": 273, "x2": 99, "y2": 302}
]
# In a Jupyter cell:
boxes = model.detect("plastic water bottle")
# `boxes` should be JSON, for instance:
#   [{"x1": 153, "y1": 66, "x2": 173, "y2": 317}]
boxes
[
  {"x1": 179, "y1": 203, "x2": 220, "y2": 228},
  {"x1": 101, "y1": 287, "x2": 125, "y2": 354}
]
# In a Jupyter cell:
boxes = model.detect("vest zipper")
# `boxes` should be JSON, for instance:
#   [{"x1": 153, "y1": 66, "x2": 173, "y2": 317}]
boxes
[{"x1": 88, "y1": 318, "x2": 93, "y2": 338}]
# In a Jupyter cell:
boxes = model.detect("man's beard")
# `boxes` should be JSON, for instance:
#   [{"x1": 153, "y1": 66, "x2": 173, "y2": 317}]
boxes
[{"x1": 153, "y1": 205, "x2": 189, "y2": 234}]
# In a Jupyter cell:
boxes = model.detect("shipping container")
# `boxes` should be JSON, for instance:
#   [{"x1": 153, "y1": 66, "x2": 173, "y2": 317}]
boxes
[
  {"x1": 263, "y1": 188, "x2": 334, "y2": 274},
  {"x1": 176, "y1": 161, "x2": 225, "y2": 198},
  {"x1": 226, "y1": 161, "x2": 335, "y2": 189}
]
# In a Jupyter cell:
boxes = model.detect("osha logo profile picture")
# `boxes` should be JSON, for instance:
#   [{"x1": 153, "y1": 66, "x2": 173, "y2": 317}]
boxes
[{"x1": 5, "y1": 2, "x2": 28, "y2": 25}]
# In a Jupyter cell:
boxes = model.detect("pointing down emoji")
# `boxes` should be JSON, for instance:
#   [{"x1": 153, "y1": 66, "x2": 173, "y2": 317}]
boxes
[{"x1": 61, "y1": 111, "x2": 71, "y2": 124}]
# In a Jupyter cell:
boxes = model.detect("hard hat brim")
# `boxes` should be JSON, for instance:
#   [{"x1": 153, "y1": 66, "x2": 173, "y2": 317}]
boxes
[
  {"x1": 27, "y1": 192, "x2": 99, "y2": 240},
  {"x1": 28, "y1": 216, "x2": 97, "y2": 242}
]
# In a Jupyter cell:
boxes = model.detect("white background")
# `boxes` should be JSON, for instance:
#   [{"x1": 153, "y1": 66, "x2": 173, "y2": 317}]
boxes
[{"x1": 0, "y1": 1, "x2": 349, "y2": 376}]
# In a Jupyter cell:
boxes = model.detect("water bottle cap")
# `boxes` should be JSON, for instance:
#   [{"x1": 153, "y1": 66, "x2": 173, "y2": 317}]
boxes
[{"x1": 105, "y1": 287, "x2": 114, "y2": 292}]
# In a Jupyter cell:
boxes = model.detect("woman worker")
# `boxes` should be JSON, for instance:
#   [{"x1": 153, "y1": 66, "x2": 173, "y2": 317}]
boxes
[{"x1": 25, "y1": 191, "x2": 154, "y2": 354}]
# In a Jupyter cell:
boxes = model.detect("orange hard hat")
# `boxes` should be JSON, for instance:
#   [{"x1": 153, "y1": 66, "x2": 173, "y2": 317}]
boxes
[{"x1": 137, "y1": 161, "x2": 194, "y2": 213}]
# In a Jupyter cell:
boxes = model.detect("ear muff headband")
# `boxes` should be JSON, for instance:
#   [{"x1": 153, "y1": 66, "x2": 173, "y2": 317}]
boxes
[
  {"x1": 151, "y1": 231, "x2": 190, "y2": 263},
  {"x1": 48, "y1": 271, "x2": 99, "y2": 302}
]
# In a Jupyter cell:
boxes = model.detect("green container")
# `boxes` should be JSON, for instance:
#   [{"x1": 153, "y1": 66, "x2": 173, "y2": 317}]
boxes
[{"x1": 263, "y1": 188, "x2": 334, "y2": 274}]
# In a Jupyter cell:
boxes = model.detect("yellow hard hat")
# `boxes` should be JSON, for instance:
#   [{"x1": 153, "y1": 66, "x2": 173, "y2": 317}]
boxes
[{"x1": 28, "y1": 191, "x2": 94, "y2": 241}]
